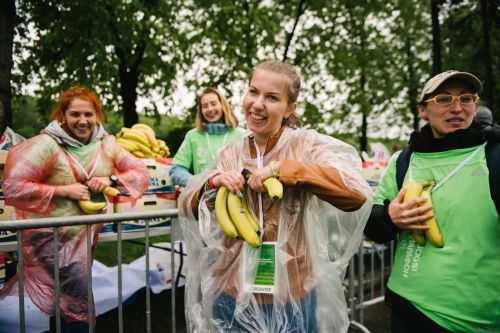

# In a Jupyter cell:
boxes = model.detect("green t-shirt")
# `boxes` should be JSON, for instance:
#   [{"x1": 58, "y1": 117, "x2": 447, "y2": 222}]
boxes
[
  {"x1": 173, "y1": 127, "x2": 245, "y2": 175},
  {"x1": 374, "y1": 145, "x2": 500, "y2": 333}
]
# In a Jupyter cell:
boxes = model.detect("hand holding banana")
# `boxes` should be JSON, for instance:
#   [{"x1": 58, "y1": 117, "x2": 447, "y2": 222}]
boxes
[
  {"x1": 78, "y1": 185, "x2": 119, "y2": 214},
  {"x1": 212, "y1": 166, "x2": 284, "y2": 247},
  {"x1": 79, "y1": 176, "x2": 121, "y2": 214},
  {"x1": 246, "y1": 161, "x2": 283, "y2": 200},
  {"x1": 214, "y1": 186, "x2": 261, "y2": 247},
  {"x1": 389, "y1": 180, "x2": 444, "y2": 247}
]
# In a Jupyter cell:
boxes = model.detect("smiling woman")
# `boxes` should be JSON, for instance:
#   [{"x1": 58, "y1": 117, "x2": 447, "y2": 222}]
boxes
[
  {"x1": 0, "y1": 86, "x2": 149, "y2": 332},
  {"x1": 169, "y1": 87, "x2": 245, "y2": 187},
  {"x1": 178, "y1": 61, "x2": 372, "y2": 333}
]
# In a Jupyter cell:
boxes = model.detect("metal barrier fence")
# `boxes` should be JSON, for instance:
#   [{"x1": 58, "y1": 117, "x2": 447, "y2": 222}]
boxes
[
  {"x1": 0, "y1": 209, "x2": 180, "y2": 333},
  {"x1": 347, "y1": 240, "x2": 395, "y2": 333},
  {"x1": 1, "y1": 211, "x2": 393, "y2": 333}
]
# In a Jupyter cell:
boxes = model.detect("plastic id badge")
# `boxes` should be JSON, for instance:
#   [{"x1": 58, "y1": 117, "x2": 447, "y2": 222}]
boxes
[{"x1": 243, "y1": 241, "x2": 276, "y2": 294}]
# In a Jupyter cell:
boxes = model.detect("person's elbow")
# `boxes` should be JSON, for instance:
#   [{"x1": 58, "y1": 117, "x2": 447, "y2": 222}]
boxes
[{"x1": 341, "y1": 191, "x2": 367, "y2": 212}]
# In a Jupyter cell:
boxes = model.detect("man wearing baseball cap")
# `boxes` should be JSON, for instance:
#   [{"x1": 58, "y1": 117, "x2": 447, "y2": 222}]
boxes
[{"x1": 366, "y1": 70, "x2": 500, "y2": 332}]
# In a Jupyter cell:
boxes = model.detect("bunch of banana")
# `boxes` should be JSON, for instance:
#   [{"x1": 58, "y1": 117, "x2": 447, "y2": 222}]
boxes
[
  {"x1": 78, "y1": 186, "x2": 120, "y2": 215},
  {"x1": 214, "y1": 186, "x2": 261, "y2": 248},
  {"x1": 116, "y1": 123, "x2": 170, "y2": 158},
  {"x1": 402, "y1": 180, "x2": 444, "y2": 248}
]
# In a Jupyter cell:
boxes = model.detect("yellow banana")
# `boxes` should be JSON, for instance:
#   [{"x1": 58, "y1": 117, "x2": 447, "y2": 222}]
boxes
[
  {"x1": 78, "y1": 200, "x2": 107, "y2": 214},
  {"x1": 131, "y1": 123, "x2": 155, "y2": 138},
  {"x1": 156, "y1": 139, "x2": 170, "y2": 157},
  {"x1": 215, "y1": 187, "x2": 239, "y2": 238},
  {"x1": 402, "y1": 180, "x2": 426, "y2": 246},
  {"x1": 117, "y1": 138, "x2": 140, "y2": 152},
  {"x1": 119, "y1": 137, "x2": 154, "y2": 157},
  {"x1": 132, "y1": 150, "x2": 146, "y2": 158},
  {"x1": 263, "y1": 177, "x2": 283, "y2": 200},
  {"x1": 121, "y1": 128, "x2": 151, "y2": 148},
  {"x1": 241, "y1": 195, "x2": 259, "y2": 233},
  {"x1": 421, "y1": 184, "x2": 444, "y2": 248},
  {"x1": 227, "y1": 192, "x2": 261, "y2": 248},
  {"x1": 131, "y1": 124, "x2": 160, "y2": 150},
  {"x1": 103, "y1": 186, "x2": 120, "y2": 197},
  {"x1": 115, "y1": 128, "x2": 127, "y2": 138},
  {"x1": 156, "y1": 139, "x2": 167, "y2": 149}
]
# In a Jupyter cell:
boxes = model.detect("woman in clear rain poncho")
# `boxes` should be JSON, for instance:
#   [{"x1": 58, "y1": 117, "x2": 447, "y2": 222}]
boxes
[
  {"x1": 1, "y1": 86, "x2": 149, "y2": 332},
  {"x1": 178, "y1": 61, "x2": 372, "y2": 333}
]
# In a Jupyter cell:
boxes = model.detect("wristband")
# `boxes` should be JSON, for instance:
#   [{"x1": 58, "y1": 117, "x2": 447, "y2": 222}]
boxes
[{"x1": 208, "y1": 172, "x2": 221, "y2": 189}]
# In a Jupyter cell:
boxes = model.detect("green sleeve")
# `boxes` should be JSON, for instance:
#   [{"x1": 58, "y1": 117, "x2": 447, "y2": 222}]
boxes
[
  {"x1": 373, "y1": 152, "x2": 401, "y2": 205},
  {"x1": 173, "y1": 130, "x2": 194, "y2": 171}
]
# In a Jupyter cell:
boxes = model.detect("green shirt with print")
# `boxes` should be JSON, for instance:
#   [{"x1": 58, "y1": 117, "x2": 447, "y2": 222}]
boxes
[{"x1": 374, "y1": 145, "x2": 500, "y2": 333}]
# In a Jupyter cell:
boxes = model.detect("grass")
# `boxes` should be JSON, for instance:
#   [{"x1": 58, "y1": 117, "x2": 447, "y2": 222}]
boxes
[{"x1": 95, "y1": 234, "x2": 171, "y2": 266}]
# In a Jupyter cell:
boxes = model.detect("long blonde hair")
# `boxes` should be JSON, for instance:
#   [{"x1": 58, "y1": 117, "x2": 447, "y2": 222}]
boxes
[{"x1": 195, "y1": 87, "x2": 239, "y2": 131}]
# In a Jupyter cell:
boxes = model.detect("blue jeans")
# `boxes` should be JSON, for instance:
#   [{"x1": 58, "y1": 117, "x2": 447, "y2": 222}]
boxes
[{"x1": 212, "y1": 291, "x2": 319, "y2": 333}]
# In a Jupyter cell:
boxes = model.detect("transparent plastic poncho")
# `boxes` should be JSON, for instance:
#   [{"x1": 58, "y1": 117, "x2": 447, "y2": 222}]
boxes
[
  {"x1": 178, "y1": 128, "x2": 372, "y2": 333},
  {"x1": 0, "y1": 133, "x2": 149, "y2": 322}
]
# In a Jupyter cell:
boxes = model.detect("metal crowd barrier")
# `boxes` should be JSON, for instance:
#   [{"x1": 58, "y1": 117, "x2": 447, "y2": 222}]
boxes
[
  {"x1": 1, "y1": 210, "x2": 394, "y2": 333},
  {"x1": 347, "y1": 239, "x2": 395, "y2": 332},
  {"x1": 0, "y1": 209, "x2": 180, "y2": 333}
]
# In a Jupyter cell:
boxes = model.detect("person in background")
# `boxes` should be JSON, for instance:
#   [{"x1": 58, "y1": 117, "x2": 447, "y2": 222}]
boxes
[
  {"x1": 0, "y1": 101, "x2": 25, "y2": 151},
  {"x1": 170, "y1": 87, "x2": 245, "y2": 187},
  {"x1": 178, "y1": 60, "x2": 371, "y2": 332},
  {"x1": 0, "y1": 86, "x2": 149, "y2": 332},
  {"x1": 365, "y1": 70, "x2": 500, "y2": 332},
  {"x1": 0, "y1": 101, "x2": 25, "y2": 285}
]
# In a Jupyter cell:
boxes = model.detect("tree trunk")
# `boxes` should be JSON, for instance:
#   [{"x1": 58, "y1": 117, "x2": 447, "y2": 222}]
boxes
[
  {"x1": 405, "y1": 36, "x2": 419, "y2": 131},
  {"x1": 359, "y1": 27, "x2": 368, "y2": 153},
  {"x1": 431, "y1": 0, "x2": 442, "y2": 75},
  {"x1": 0, "y1": 0, "x2": 16, "y2": 131},
  {"x1": 119, "y1": 62, "x2": 139, "y2": 127},
  {"x1": 282, "y1": 0, "x2": 306, "y2": 62},
  {"x1": 480, "y1": 0, "x2": 495, "y2": 116}
]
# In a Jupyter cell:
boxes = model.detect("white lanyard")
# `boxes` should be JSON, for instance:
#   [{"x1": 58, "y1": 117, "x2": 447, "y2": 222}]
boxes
[
  {"x1": 253, "y1": 139, "x2": 265, "y2": 238},
  {"x1": 65, "y1": 146, "x2": 100, "y2": 181},
  {"x1": 205, "y1": 132, "x2": 228, "y2": 160},
  {"x1": 408, "y1": 143, "x2": 485, "y2": 193}
]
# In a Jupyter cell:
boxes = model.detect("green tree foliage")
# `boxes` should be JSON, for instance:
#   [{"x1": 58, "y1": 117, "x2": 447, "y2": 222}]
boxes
[
  {"x1": 184, "y1": 0, "x2": 298, "y2": 102},
  {"x1": 441, "y1": 0, "x2": 500, "y2": 117},
  {"x1": 4, "y1": 0, "x2": 499, "y2": 149},
  {"x1": 14, "y1": 0, "x2": 191, "y2": 127}
]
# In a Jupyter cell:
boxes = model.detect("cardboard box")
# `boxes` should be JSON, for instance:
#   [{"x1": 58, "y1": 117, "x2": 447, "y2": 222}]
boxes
[
  {"x1": 0, "y1": 150, "x2": 8, "y2": 180},
  {"x1": 113, "y1": 193, "x2": 176, "y2": 232},
  {"x1": 141, "y1": 158, "x2": 174, "y2": 193}
]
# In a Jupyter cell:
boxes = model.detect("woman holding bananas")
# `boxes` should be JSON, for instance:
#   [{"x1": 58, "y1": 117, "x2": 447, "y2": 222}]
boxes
[
  {"x1": 366, "y1": 71, "x2": 500, "y2": 333},
  {"x1": 170, "y1": 87, "x2": 245, "y2": 187},
  {"x1": 178, "y1": 61, "x2": 372, "y2": 333},
  {"x1": 1, "y1": 86, "x2": 149, "y2": 332}
]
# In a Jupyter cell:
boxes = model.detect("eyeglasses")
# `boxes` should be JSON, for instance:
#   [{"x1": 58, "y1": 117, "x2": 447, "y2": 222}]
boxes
[{"x1": 424, "y1": 94, "x2": 479, "y2": 106}]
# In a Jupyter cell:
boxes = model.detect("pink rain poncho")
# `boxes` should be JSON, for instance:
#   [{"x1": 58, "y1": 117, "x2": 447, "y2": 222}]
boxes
[
  {"x1": 0, "y1": 130, "x2": 149, "y2": 322},
  {"x1": 178, "y1": 127, "x2": 372, "y2": 333}
]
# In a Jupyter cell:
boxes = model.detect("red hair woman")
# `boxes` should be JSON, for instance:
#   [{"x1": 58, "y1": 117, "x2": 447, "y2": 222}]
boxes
[{"x1": 1, "y1": 86, "x2": 149, "y2": 332}]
